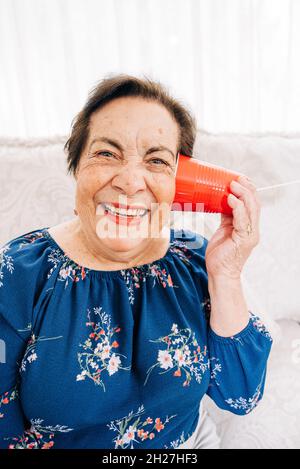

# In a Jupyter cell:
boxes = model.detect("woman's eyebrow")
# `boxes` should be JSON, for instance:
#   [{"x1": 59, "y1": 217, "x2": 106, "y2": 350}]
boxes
[{"x1": 89, "y1": 137, "x2": 175, "y2": 160}]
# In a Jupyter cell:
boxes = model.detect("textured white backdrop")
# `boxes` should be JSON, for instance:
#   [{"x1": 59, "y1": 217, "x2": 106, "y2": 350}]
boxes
[{"x1": 0, "y1": 0, "x2": 300, "y2": 137}]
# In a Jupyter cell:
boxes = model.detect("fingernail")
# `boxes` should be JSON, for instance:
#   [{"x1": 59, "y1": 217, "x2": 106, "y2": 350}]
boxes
[{"x1": 239, "y1": 175, "x2": 252, "y2": 183}]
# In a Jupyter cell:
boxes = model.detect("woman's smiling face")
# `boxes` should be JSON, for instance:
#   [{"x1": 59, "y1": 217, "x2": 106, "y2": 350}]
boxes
[{"x1": 74, "y1": 96, "x2": 179, "y2": 257}]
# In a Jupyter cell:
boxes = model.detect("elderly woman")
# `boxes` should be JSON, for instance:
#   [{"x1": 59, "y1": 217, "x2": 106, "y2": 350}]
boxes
[{"x1": 0, "y1": 74, "x2": 272, "y2": 450}]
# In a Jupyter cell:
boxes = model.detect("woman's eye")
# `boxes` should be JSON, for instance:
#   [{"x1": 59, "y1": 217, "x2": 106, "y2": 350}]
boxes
[
  {"x1": 96, "y1": 151, "x2": 114, "y2": 158},
  {"x1": 148, "y1": 158, "x2": 169, "y2": 166}
]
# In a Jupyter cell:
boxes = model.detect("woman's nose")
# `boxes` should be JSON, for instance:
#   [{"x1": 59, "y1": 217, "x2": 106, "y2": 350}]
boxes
[{"x1": 111, "y1": 165, "x2": 147, "y2": 196}]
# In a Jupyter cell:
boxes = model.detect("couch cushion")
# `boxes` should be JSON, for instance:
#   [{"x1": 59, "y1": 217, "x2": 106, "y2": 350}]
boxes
[{"x1": 202, "y1": 318, "x2": 300, "y2": 449}]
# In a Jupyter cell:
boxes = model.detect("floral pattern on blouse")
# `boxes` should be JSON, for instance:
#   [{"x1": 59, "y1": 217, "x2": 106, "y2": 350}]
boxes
[
  {"x1": 163, "y1": 429, "x2": 193, "y2": 449},
  {"x1": 47, "y1": 248, "x2": 89, "y2": 288},
  {"x1": 5, "y1": 418, "x2": 73, "y2": 449},
  {"x1": 144, "y1": 323, "x2": 209, "y2": 387},
  {"x1": 76, "y1": 306, "x2": 131, "y2": 391},
  {"x1": 119, "y1": 239, "x2": 194, "y2": 305},
  {"x1": 120, "y1": 264, "x2": 175, "y2": 305},
  {"x1": 0, "y1": 386, "x2": 18, "y2": 419},
  {"x1": 168, "y1": 240, "x2": 193, "y2": 266},
  {"x1": 249, "y1": 312, "x2": 273, "y2": 342},
  {"x1": 0, "y1": 245, "x2": 14, "y2": 288},
  {"x1": 16, "y1": 229, "x2": 88, "y2": 288},
  {"x1": 17, "y1": 324, "x2": 63, "y2": 373},
  {"x1": 224, "y1": 382, "x2": 263, "y2": 414},
  {"x1": 17, "y1": 231, "x2": 47, "y2": 250},
  {"x1": 209, "y1": 357, "x2": 222, "y2": 386},
  {"x1": 107, "y1": 404, "x2": 176, "y2": 449}
]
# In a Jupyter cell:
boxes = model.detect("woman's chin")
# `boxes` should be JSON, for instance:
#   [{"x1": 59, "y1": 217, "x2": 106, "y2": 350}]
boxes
[
  {"x1": 101, "y1": 236, "x2": 146, "y2": 253},
  {"x1": 95, "y1": 217, "x2": 149, "y2": 250}
]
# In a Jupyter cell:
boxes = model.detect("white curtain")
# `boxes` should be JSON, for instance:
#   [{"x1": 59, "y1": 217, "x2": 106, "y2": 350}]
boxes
[{"x1": 0, "y1": 0, "x2": 299, "y2": 138}]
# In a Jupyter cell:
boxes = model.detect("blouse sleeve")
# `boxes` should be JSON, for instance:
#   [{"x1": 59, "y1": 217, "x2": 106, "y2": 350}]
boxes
[
  {"x1": 206, "y1": 313, "x2": 273, "y2": 415},
  {"x1": 180, "y1": 229, "x2": 273, "y2": 416},
  {"x1": 0, "y1": 235, "x2": 46, "y2": 448}
]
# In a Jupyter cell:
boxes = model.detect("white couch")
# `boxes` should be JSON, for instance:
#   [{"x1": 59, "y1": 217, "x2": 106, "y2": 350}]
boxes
[{"x1": 1, "y1": 131, "x2": 300, "y2": 448}]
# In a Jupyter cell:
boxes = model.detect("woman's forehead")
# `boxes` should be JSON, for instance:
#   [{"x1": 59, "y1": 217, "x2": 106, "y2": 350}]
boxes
[{"x1": 90, "y1": 99, "x2": 178, "y2": 133}]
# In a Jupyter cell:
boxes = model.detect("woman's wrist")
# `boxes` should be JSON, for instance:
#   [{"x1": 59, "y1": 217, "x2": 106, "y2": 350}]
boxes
[{"x1": 207, "y1": 274, "x2": 250, "y2": 337}]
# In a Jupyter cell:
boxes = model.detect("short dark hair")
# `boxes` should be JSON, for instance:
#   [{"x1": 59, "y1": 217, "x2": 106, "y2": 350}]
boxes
[{"x1": 65, "y1": 73, "x2": 197, "y2": 176}]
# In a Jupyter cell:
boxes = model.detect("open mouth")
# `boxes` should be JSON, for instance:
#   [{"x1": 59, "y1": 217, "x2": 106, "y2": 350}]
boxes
[{"x1": 97, "y1": 203, "x2": 150, "y2": 226}]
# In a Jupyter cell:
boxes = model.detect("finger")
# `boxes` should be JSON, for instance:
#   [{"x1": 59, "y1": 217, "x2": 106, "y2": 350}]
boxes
[
  {"x1": 230, "y1": 179, "x2": 260, "y2": 227},
  {"x1": 227, "y1": 193, "x2": 251, "y2": 238},
  {"x1": 237, "y1": 175, "x2": 261, "y2": 204}
]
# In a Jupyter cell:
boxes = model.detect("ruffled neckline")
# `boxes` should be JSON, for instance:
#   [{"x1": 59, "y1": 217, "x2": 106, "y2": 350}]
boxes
[{"x1": 41, "y1": 226, "x2": 177, "y2": 277}]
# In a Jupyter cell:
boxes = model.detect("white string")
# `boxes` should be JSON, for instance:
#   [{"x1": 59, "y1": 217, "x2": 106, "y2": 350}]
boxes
[{"x1": 257, "y1": 180, "x2": 300, "y2": 192}]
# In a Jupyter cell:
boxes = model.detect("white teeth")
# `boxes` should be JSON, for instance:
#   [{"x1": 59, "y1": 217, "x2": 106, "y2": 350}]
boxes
[{"x1": 100, "y1": 203, "x2": 148, "y2": 217}]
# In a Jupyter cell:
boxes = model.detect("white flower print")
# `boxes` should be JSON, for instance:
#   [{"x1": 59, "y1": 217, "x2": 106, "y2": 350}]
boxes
[
  {"x1": 47, "y1": 249, "x2": 89, "y2": 288},
  {"x1": 27, "y1": 353, "x2": 38, "y2": 363},
  {"x1": 225, "y1": 382, "x2": 263, "y2": 414},
  {"x1": 0, "y1": 245, "x2": 14, "y2": 288},
  {"x1": 122, "y1": 425, "x2": 136, "y2": 445},
  {"x1": 163, "y1": 430, "x2": 193, "y2": 449},
  {"x1": 209, "y1": 357, "x2": 222, "y2": 386},
  {"x1": 144, "y1": 324, "x2": 209, "y2": 387},
  {"x1": 76, "y1": 306, "x2": 131, "y2": 391},
  {"x1": 76, "y1": 370, "x2": 87, "y2": 381},
  {"x1": 157, "y1": 350, "x2": 173, "y2": 370},
  {"x1": 249, "y1": 312, "x2": 273, "y2": 342},
  {"x1": 174, "y1": 348, "x2": 187, "y2": 367},
  {"x1": 120, "y1": 264, "x2": 175, "y2": 305},
  {"x1": 5, "y1": 418, "x2": 73, "y2": 449},
  {"x1": 107, "y1": 354, "x2": 121, "y2": 375},
  {"x1": 17, "y1": 325, "x2": 63, "y2": 373}
]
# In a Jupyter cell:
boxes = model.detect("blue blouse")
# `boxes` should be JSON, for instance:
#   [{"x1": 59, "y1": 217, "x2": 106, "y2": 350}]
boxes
[{"x1": 0, "y1": 227, "x2": 272, "y2": 449}]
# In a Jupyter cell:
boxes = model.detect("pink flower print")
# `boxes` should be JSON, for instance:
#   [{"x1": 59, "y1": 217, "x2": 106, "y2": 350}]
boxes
[
  {"x1": 154, "y1": 418, "x2": 165, "y2": 432},
  {"x1": 167, "y1": 274, "x2": 173, "y2": 287},
  {"x1": 107, "y1": 404, "x2": 176, "y2": 449},
  {"x1": 0, "y1": 387, "x2": 19, "y2": 419},
  {"x1": 42, "y1": 441, "x2": 54, "y2": 449},
  {"x1": 138, "y1": 429, "x2": 149, "y2": 440}
]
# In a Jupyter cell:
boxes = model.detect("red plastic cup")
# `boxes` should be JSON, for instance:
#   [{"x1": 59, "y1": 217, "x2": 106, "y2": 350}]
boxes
[{"x1": 172, "y1": 153, "x2": 244, "y2": 215}]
